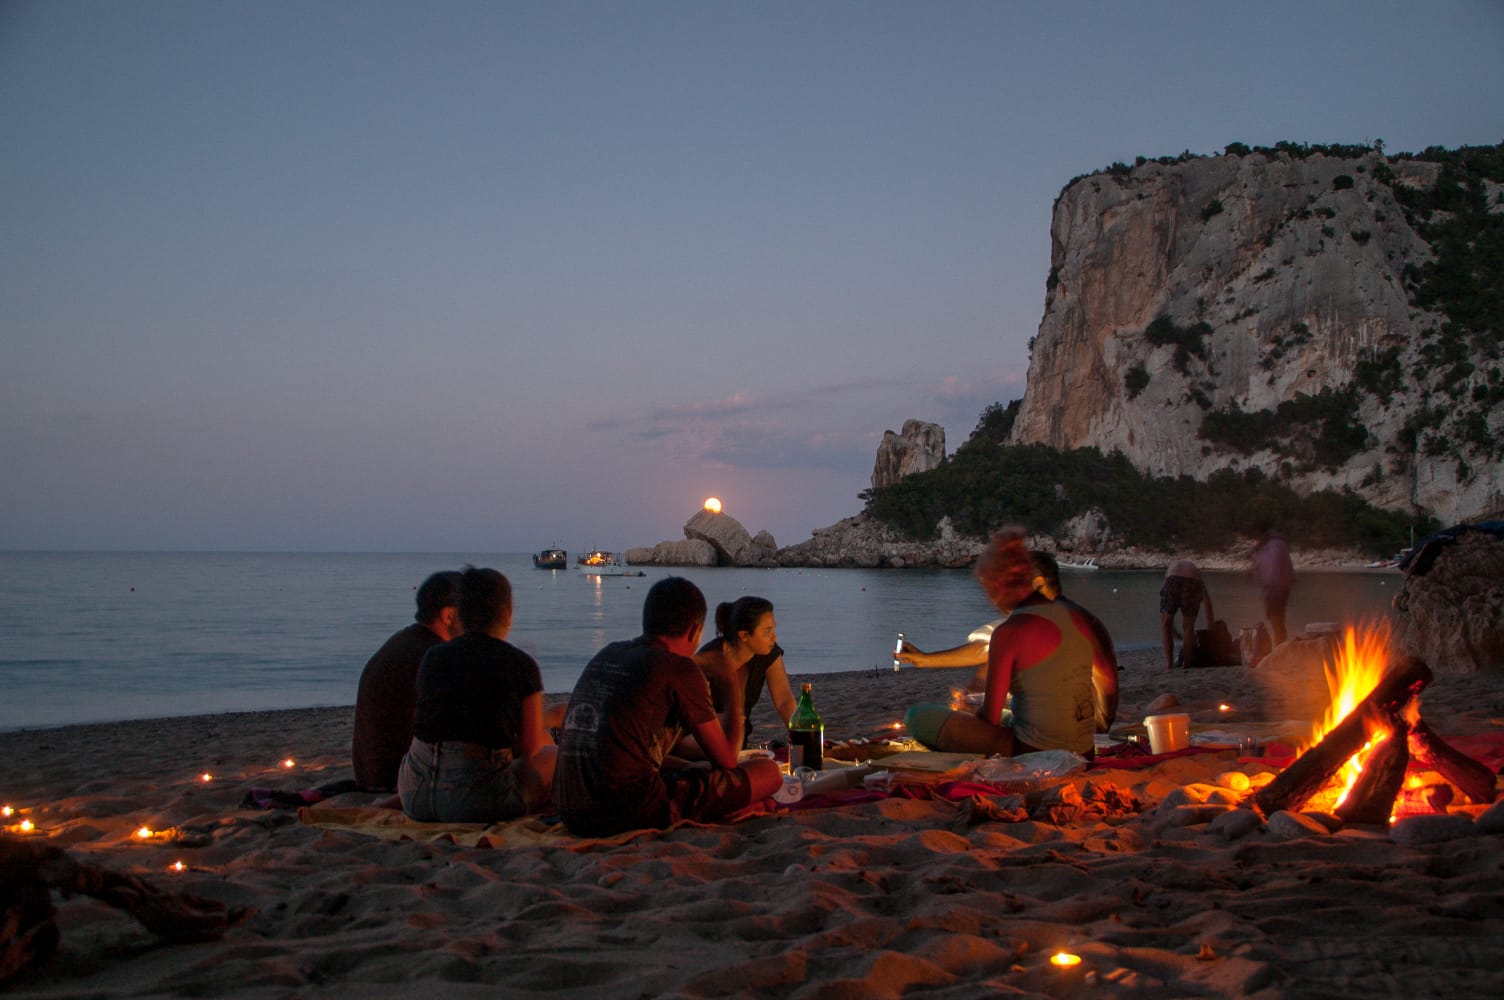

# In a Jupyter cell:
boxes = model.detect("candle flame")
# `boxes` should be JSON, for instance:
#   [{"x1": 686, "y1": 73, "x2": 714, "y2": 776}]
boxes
[
  {"x1": 283, "y1": 759, "x2": 295, "y2": 769},
  {"x1": 201, "y1": 773, "x2": 213, "y2": 782},
  {"x1": 136, "y1": 826, "x2": 154, "y2": 839},
  {"x1": 1, "y1": 805, "x2": 12, "y2": 817},
  {"x1": 19, "y1": 819, "x2": 34, "y2": 832},
  {"x1": 170, "y1": 860, "x2": 186, "y2": 872},
  {"x1": 1218, "y1": 704, "x2": 1231, "y2": 712},
  {"x1": 1051, "y1": 952, "x2": 1082, "y2": 968}
]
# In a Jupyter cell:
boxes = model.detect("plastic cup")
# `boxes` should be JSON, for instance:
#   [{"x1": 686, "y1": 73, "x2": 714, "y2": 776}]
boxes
[{"x1": 1143, "y1": 713, "x2": 1190, "y2": 754}]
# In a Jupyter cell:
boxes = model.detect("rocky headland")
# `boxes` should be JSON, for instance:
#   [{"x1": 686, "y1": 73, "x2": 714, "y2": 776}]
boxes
[{"x1": 637, "y1": 144, "x2": 1502, "y2": 572}]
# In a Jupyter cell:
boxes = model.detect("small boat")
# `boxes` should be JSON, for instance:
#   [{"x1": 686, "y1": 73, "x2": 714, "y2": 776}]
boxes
[
  {"x1": 532, "y1": 547, "x2": 567, "y2": 570},
  {"x1": 576, "y1": 549, "x2": 644, "y2": 577},
  {"x1": 1057, "y1": 556, "x2": 1099, "y2": 571}
]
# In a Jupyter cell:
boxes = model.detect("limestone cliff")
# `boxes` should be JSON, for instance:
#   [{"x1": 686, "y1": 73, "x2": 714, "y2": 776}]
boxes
[{"x1": 1010, "y1": 147, "x2": 1504, "y2": 525}]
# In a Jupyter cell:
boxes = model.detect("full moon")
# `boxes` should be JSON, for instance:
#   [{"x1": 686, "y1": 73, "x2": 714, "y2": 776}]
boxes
[{"x1": 703, "y1": 497, "x2": 722, "y2": 513}]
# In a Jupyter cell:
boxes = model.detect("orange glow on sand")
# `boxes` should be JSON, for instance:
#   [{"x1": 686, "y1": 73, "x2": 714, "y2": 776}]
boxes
[{"x1": 703, "y1": 497, "x2": 722, "y2": 513}]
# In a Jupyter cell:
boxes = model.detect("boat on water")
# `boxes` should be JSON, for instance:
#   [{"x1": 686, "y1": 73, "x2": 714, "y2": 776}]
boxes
[
  {"x1": 576, "y1": 549, "x2": 644, "y2": 577},
  {"x1": 532, "y1": 547, "x2": 567, "y2": 570},
  {"x1": 1058, "y1": 556, "x2": 1099, "y2": 571}
]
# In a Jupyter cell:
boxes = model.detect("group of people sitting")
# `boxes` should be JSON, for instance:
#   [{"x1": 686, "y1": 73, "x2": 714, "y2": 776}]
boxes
[
  {"x1": 351, "y1": 526, "x2": 1123, "y2": 836},
  {"x1": 352, "y1": 569, "x2": 786, "y2": 835}
]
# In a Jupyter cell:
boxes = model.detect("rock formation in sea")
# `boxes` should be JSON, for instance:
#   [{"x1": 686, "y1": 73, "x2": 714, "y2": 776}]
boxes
[
  {"x1": 871, "y1": 419, "x2": 946, "y2": 490},
  {"x1": 1009, "y1": 145, "x2": 1503, "y2": 526},
  {"x1": 627, "y1": 509, "x2": 779, "y2": 567}
]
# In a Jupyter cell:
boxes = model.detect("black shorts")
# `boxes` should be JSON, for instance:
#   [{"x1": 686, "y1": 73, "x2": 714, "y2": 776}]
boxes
[
  {"x1": 664, "y1": 766, "x2": 755, "y2": 825},
  {"x1": 1160, "y1": 576, "x2": 1204, "y2": 616}
]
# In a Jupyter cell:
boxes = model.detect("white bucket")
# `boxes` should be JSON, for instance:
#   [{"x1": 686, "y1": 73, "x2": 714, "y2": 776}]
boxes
[{"x1": 1144, "y1": 713, "x2": 1190, "y2": 754}]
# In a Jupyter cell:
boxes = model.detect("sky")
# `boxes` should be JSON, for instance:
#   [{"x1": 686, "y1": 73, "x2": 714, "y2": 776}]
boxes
[{"x1": 2, "y1": 1, "x2": 1501, "y2": 553}]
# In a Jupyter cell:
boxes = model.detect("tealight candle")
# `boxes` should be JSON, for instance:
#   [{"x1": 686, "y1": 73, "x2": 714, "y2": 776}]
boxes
[
  {"x1": 1050, "y1": 952, "x2": 1082, "y2": 969},
  {"x1": 169, "y1": 860, "x2": 186, "y2": 873},
  {"x1": 19, "y1": 819, "x2": 35, "y2": 832},
  {"x1": 200, "y1": 773, "x2": 213, "y2": 783},
  {"x1": 2, "y1": 805, "x2": 13, "y2": 817},
  {"x1": 1219, "y1": 704, "x2": 1232, "y2": 712},
  {"x1": 283, "y1": 759, "x2": 296, "y2": 769},
  {"x1": 136, "y1": 826, "x2": 154, "y2": 839}
]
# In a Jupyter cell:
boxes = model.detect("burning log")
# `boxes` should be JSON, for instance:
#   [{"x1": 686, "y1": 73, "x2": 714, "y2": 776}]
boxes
[
  {"x1": 1254, "y1": 657, "x2": 1432, "y2": 817},
  {"x1": 1409, "y1": 719, "x2": 1499, "y2": 805},
  {"x1": 1334, "y1": 724, "x2": 1410, "y2": 825}
]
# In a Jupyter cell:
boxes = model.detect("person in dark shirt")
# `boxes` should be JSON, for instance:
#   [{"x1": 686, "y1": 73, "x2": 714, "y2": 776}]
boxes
[
  {"x1": 554, "y1": 577, "x2": 782, "y2": 837},
  {"x1": 351, "y1": 571, "x2": 462, "y2": 791},
  {"x1": 691, "y1": 596, "x2": 798, "y2": 751},
  {"x1": 398, "y1": 567, "x2": 555, "y2": 822}
]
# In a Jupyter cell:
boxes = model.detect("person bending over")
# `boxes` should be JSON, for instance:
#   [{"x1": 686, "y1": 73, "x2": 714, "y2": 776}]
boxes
[
  {"x1": 903, "y1": 531, "x2": 1095, "y2": 758},
  {"x1": 554, "y1": 577, "x2": 783, "y2": 837},
  {"x1": 398, "y1": 567, "x2": 555, "y2": 822},
  {"x1": 689, "y1": 596, "x2": 798, "y2": 752},
  {"x1": 1160, "y1": 559, "x2": 1214, "y2": 670},
  {"x1": 352, "y1": 571, "x2": 462, "y2": 792}
]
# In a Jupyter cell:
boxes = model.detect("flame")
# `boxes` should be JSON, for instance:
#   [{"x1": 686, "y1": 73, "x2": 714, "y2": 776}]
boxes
[
  {"x1": 1051, "y1": 952, "x2": 1082, "y2": 968},
  {"x1": 1305, "y1": 622, "x2": 1397, "y2": 810},
  {"x1": 1309, "y1": 622, "x2": 1393, "y2": 749},
  {"x1": 948, "y1": 687, "x2": 968, "y2": 711}
]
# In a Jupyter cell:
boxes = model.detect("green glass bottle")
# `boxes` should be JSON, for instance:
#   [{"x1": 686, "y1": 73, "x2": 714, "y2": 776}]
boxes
[{"x1": 788, "y1": 682, "x2": 824, "y2": 771}]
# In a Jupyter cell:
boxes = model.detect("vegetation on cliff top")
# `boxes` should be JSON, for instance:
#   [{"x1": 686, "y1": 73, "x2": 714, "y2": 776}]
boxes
[{"x1": 861, "y1": 401, "x2": 1434, "y2": 557}]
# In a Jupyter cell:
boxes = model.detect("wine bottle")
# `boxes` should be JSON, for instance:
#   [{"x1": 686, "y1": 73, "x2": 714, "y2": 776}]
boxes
[{"x1": 787, "y1": 682, "x2": 824, "y2": 771}]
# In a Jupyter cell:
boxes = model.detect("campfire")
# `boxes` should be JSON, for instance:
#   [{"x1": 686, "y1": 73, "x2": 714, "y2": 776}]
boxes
[{"x1": 1254, "y1": 622, "x2": 1497, "y2": 823}]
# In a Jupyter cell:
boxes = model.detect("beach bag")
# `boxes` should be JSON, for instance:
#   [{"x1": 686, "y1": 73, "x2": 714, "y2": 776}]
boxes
[
  {"x1": 1189, "y1": 620, "x2": 1241, "y2": 667},
  {"x1": 1239, "y1": 623, "x2": 1273, "y2": 667}
]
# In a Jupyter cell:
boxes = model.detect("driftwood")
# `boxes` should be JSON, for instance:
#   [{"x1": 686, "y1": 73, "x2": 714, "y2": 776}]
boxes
[
  {"x1": 1254, "y1": 657, "x2": 1432, "y2": 817},
  {"x1": 1334, "y1": 724, "x2": 1411, "y2": 825},
  {"x1": 1410, "y1": 719, "x2": 1499, "y2": 805},
  {"x1": 1, "y1": 837, "x2": 252, "y2": 984}
]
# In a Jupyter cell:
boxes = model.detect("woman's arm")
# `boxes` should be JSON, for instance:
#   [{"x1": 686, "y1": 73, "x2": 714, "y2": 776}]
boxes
[
  {"x1": 515, "y1": 691, "x2": 548, "y2": 759},
  {"x1": 763, "y1": 657, "x2": 798, "y2": 724},
  {"x1": 897, "y1": 639, "x2": 989, "y2": 668}
]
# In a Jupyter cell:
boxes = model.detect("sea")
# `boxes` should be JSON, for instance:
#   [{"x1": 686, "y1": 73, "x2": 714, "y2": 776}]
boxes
[{"x1": 0, "y1": 551, "x2": 1402, "y2": 733}]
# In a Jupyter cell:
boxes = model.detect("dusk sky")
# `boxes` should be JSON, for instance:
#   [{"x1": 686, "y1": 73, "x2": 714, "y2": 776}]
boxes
[{"x1": 3, "y1": 1, "x2": 1501, "y2": 553}]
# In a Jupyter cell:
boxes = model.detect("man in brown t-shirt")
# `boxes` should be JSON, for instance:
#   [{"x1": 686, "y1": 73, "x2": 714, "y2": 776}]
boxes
[
  {"x1": 554, "y1": 577, "x2": 782, "y2": 836},
  {"x1": 351, "y1": 571, "x2": 462, "y2": 791}
]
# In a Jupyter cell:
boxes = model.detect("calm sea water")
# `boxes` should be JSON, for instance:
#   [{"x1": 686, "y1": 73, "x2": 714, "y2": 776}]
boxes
[{"x1": 0, "y1": 551, "x2": 1401, "y2": 732}]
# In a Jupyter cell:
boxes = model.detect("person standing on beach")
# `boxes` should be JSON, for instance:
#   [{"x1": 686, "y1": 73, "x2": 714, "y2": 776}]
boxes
[
  {"x1": 898, "y1": 551, "x2": 1118, "y2": 732},
  {"x1": 1160, "y1": 559, "x2": 1214, "y2": 670},
  {"x1": 691, "y1": 596, "x2": 798, "y2": 751},
  {"x1": 398, "y1": 567, "x2": 555, "y2": 822},
  {"x1": 554, "y1": 577, "x2": 783, "y2": 837},
  {"x1": 352, "y1": 571, "x2": 463, "y2": 791},
  {"x1": 1251, "y1": 527, "x2": 1295, "y2": 645},
  {"x1": 902, "y1": 530, "x2": 1096, "y2": 758}
]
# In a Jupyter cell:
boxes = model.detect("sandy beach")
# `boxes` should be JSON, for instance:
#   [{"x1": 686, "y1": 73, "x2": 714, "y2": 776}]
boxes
[{"x1": 4, "y1": 646, "x2": 1504, "y2": 998}]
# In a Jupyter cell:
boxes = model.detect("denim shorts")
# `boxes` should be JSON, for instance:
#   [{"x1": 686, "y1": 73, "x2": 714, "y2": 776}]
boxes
[{"x1": 397, "y1": 738, "x2": 525, "y2": 823}]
